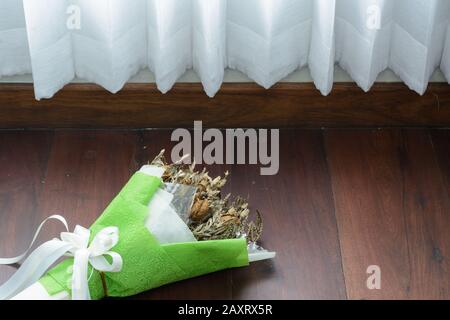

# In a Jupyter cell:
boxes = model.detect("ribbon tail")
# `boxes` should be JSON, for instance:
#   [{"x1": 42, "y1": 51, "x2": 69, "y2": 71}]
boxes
[
  {"x1": 71, "y1": 249, "x2": 91, "y2": 300},
  {"x1": 0, "y1": 215, "x2": 69, "y2": 265},
  {"x1": 0, "y1": 240, "x2": 72, "y2": 300}
]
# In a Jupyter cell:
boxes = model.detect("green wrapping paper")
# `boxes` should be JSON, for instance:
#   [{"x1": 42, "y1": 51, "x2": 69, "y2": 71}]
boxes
[{"x1": 39, "y1": 172, "x2": 249, "y2": 299}]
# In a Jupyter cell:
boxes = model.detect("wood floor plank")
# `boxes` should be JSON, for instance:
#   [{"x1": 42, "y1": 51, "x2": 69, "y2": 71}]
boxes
[
  {"x1": 431, "y1": 129, "x2": 450, "y2": 197},
  {"x1": 325, "y1": 129, "x2": 450, "y2": 299},
  {"x1": 325, "y1": 129, "x2": 410, "y2": 299},
  {"x1": 401, "y1": 130, "x2": 449, "y2": 299},
  {"x1": 2, "y1": 129, "x2": 448, "y2": 300},
  {"x1": 35, "y1": 131, "x2": 139, "y2": 245},
  {"x1": 0, "y1": 131, "x2": 53, "y2": 284},
  {"x1": 136, "y1": 130, "x2": 347, "y2": 299},
  {"x1": 134, "y1": 130, "x2": 233, "y2": 300},
  {"x1": 227, "y1": 130, "x2": 346, "y2": 299}
]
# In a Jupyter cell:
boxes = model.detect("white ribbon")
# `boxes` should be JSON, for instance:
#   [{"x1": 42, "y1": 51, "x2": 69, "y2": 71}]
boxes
[{"x1": 0, "y1": 215, "x2": 122, "y2": 300}]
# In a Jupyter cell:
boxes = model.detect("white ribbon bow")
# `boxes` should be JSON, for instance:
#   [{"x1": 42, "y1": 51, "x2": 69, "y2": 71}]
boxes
[{"x1": 0, "y1": 215, "x2": 123, "y2": 300}]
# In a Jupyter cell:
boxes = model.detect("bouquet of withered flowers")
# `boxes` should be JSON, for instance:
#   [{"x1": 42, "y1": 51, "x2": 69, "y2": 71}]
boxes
[{"x1": 0, "y1": 151, "x2": 275, "y2": 300}]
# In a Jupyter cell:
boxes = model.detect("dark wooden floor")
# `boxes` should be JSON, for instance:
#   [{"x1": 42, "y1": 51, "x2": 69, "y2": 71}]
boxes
[{"x1": 0, "y1": 129, "x2": 448, "y2": 300}]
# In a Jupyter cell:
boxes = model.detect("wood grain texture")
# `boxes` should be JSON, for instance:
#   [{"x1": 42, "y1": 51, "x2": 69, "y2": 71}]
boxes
[
  {"x1": 0, "y1": 131, "x2": 53, "y2": 283},
  {"x1": 227, "y1": 130, "x2": 346, "y2": 299},
  {"x1": 399, "y1": 130, "x2": 449, "y2": 299},
  {"x1": 0, "y1": 129, "x2": 449, "y2": 299},
  {"x1": 0, "y1": 83, "x2": 449, "y2": 128},
  {"x1": 431, "y1": 130, "x2": 450, "y2": 197},
  {"x1": 133, "y1": 130, "x2": 346, "y2": 299},
  {"x1": 34, "y1": 131, "x2": 139, "y2": 240},
  {"x1": 325, "y1": 129, "x2": 450, "y2": 299}
]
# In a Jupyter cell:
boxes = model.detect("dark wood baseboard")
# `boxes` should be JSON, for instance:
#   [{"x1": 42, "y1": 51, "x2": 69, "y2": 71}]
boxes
[{"x1": 0, "y1": 82, "x2": 449, "y2": 128}]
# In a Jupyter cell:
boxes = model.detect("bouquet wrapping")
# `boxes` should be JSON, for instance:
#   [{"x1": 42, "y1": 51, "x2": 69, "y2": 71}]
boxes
[{"x1": 0, "y1": 164, "x2": 275, "y2": 300}]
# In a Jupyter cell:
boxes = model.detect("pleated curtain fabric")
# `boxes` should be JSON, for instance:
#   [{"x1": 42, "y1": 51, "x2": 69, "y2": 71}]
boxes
[
  {"x1": 0, "y1": 0, "x2": 449, "y2": 100},
  {"x1": 0, "y1": 0, "x2": 30, "y2": 77}
]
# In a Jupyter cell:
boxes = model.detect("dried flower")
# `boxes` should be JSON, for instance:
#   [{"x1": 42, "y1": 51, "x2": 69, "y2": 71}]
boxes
[{"x1": 150, "y1": 150, "x2": 263, "y2": 243}]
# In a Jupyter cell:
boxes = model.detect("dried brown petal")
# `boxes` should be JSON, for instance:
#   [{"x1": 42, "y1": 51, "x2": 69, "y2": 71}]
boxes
[{"x1": 190, "y1": 199, "x2": 210, "y2": 222}]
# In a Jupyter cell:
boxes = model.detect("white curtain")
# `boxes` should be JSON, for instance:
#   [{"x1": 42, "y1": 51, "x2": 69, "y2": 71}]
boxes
[
  {"x1": 0, "y1": 0, "x2": 449, "y2": 100},
  {"x1": 0, "y1": 0, "x2": 30, "y2": 76}
]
